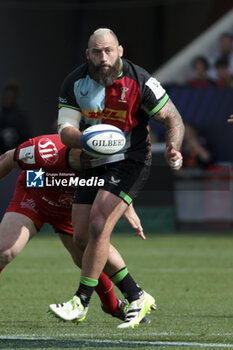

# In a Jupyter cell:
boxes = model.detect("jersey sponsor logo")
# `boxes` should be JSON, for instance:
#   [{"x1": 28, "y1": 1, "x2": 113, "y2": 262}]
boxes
[
  {"x1": 59, "y1": 97, "x2": 68, "y2": 104},
  {"x1": 80, "y1": 90, "x2": 88, "y2": 97},
  {"x1": 38, "y1": 138, "x2": 59, "y2": 165},
  {"x1": 59, "y1": 193, "x2": 74, "y2": 207},
  {"x1": 41, "y1": 193, "x2": 74, "y2": 208},
  {"x1": 26, "y1": 169, "x2": 45, "y2": 188},
  {"x1": 82, "y1": 107, "x2": 127, "y2": 122},
  {"x1": 19, "y1": 145, "x2": 36, "y2": 164},
  {"x1": 118, "y1": 87, "x2": 129, "y2": 103},
  {"x1": 145, "y1": 77, "x2": 165, "y2": 100},
  {"x1": 20, "y1": 194, "x2": 39, "y2": 213},
  {"x1": 109, "y1": 176, "x2": 121, "y2": 186}
]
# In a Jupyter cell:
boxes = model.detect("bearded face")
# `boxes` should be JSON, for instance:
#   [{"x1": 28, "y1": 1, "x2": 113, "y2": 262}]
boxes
[{"x1": 88, "y1": 56, "x2": 121, "y2": 86}]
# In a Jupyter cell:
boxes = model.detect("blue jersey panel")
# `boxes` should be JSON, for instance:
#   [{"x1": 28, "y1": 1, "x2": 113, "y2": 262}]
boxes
[{"x1": 74, "y1": 75, "x2": 105, "y2": 113}]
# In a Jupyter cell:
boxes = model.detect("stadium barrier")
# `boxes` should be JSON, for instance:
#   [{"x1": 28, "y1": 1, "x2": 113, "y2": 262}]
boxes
[
  {"x1": 150, "y1": 85, "x2": 233, "y2": 163},
  {"x1": 174, "y1": 164, "x2": 233, "y2": 231}
]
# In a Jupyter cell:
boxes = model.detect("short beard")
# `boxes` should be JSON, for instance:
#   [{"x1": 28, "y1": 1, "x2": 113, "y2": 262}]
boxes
[{"x1": 88, "y1": 57, "x2": 121, "y2": 86}]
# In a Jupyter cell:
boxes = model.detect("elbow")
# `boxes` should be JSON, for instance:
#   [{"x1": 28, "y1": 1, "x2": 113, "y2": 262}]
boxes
[
  {"x1": 58, "y1": 125, "x2": 81, "y2": 148},
  {"x1": 59, "y1": 129, "x2": 71, "y2": 147},
  {"x1": 57, "y1": 124, "x2": 71, "y2": 145}
]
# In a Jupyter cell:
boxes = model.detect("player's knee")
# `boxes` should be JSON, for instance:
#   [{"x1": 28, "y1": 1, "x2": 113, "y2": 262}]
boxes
[{"x1": 89, "y1": 214, "x2": 107, "y2": 240}]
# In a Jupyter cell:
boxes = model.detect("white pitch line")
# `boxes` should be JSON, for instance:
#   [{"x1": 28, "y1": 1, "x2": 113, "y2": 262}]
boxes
[
  {"x1": 1, "y1": 336, "x2": 233, "y2": 348},
  {"x1": 45, "y1": 332, "x2": 233, "y2": 337},
  {"x1": 1, "y1": 333, "x2": 233, "y2": 338},
  {"x1": 2, "y1": 331, "x2": 233, "y2": 337}
]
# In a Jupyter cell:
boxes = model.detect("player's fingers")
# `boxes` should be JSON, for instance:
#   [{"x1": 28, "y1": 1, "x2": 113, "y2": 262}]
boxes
[
  {"x1": 135, "y1": 230, "x2": 146, "y2": 240},
  {"x1": 170, "y1": 154, "x2": 183, "y2": 170},
  {"x1": 166, "y1": 143, "x2": 177, "y2": 158},
  {"x1": 126, "y1": 216, "x2": 137, "y2": 229},
  {"x1": 227, "y1": 115, "x2": 233, "y2": 123},
  {"x1": 166, "y1": 142, "x2": 175, "y2": 152},
  {"x1": 167, "y1": 147, "x2": 181, "y2": 162},
  {"x1": 129, "y1": 217, "x2": 146, "y2": 239}
]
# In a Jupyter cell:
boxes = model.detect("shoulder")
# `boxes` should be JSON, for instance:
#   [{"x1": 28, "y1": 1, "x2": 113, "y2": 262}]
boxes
[
  {"x1": 63, "y1": 63, "x2": 89, "y2": 85},
  {"x1": 122, "y1": 58, "x2": 151, "y2": 81},
  {"x1": 122, "y1": 59, "x2": 165, "y2": 99}
]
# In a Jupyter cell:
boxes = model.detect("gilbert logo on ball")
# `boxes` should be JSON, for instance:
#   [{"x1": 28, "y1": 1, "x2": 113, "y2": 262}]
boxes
[{"x1": 80, "y1": 124, "x2": 126, "y2": 157}]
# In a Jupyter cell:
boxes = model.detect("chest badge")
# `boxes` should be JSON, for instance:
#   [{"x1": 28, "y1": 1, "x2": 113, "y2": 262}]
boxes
[{"x1": 118, "y1": 87, "x2": 129, "y2": 103}]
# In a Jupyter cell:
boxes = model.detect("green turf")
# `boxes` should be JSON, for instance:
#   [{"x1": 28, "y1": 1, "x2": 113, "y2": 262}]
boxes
[{"x1": 0, "y1": 233, "x2": 233, "y2": 349}]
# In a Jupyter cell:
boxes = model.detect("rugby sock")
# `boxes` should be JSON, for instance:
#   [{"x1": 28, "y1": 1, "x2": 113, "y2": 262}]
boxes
[
  {"x1": 95, "y1": 272, "x2": 119, "y2": 314},
  {"x1": 110, "y1": 266, "x2": 143, "y2": 303},
  {"x1": 75, "y1": 276, "x2": 98, "y2": 307}
]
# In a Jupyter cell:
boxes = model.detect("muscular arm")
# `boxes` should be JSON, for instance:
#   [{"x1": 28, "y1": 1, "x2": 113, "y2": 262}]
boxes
[
  {"x1": 0, "y1": 149, "x2": 20, "y2": 180},
  {"x1": 68, "y1": 148, "x2": 82, "y2": 171},
  {"x1": 152, "y1": 99, "x2": 184, "y2": 170},
  {"x1": 152, "y1": 99, "x2": 184, "y2": 150},
  {"x1": 58, "y1": 126, "x2": 82, "y2": 149},
  {"x1": 57, "y1": 107, "x2": 82, "y2": 148}
]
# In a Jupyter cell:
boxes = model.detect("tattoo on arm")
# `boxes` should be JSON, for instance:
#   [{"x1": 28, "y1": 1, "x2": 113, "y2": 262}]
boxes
[{"x1": 153, "y1": 99, "x2": 184, "y2": 150}]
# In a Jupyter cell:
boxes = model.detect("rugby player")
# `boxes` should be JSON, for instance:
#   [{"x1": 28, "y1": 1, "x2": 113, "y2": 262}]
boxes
[
  {"x1": 49, "y1": 28, "x2": 184, "y2": 328},
  {"x1": 0, "y1": 133, "x2": 147, "y2": 321}
]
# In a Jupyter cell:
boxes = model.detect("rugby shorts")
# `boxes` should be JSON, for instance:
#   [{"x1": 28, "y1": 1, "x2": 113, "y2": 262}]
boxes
[
  {"x1": 6, "y1": 184, "x2": 73, "y2": 235},
  {"x1": 74, "y1": 158, "x2": 151, "y2": 205}
]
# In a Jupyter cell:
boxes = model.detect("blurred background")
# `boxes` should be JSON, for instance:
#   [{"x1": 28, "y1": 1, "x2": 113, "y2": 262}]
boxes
[{"x1": 0, "y1": 0, "x2": 233, "y2": 232}]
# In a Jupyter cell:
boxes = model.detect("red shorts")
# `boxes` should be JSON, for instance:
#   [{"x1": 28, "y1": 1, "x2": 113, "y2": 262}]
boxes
[{"x1": 6, "y1": 184, "x2": 73, "y2": 236}]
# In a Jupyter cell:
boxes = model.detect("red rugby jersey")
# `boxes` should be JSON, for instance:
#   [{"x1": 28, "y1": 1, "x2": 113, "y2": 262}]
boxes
[{"x1": 14, "y1": 134, "x2": 79, "y2": 215}]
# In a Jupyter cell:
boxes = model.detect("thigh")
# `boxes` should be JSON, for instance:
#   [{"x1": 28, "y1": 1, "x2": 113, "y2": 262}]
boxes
[
  {"x1": 6, "y1": 185, "x2": 44, "y2": 231},
  {"x1": 91, "y1": 189, "x2": 128, "y2": 232},
  {"x1": 0, "y1": 212, "x2": 37, "y2": 255}
]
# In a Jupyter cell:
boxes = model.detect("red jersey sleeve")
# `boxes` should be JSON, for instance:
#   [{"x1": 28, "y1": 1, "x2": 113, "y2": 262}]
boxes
[
  {"x1": 14, "y1": 134, "x2": 66, "y2": 170},
  {"x1": 15, "y1": 138, "x2": 38, "y2": 170}
]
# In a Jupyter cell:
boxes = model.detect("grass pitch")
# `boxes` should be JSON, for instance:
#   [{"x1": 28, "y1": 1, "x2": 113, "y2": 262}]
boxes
[{"x1": 0, "y1": 232, "x2": 233, "y2": 349}]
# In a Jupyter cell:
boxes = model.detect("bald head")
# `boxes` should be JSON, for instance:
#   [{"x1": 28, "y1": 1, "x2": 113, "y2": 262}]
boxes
[
  {"x1": 86, "y1": 28, "x2": 123, "y2": 86},
  {"x1": 88, "y1": 28, "x2": 119, "y2": 49}
]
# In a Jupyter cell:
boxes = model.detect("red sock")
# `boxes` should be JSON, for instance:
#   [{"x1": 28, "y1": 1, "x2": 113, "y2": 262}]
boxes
[
  {"x1": 0, "y1": 267, "x2": 4, "y2": 274},
  {"x1": 95, "y1": 272, "x2": 119, "y2": 314}
]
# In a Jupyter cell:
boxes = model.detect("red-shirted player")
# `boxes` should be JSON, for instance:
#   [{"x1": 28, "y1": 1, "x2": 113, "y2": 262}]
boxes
[{"x1": 0, "y1": 134, "x2": 146, "y2": 321}]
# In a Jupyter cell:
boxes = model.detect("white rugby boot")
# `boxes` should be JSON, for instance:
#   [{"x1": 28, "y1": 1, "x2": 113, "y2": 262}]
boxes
[
  {"x1": 48, "y1": 295, "x2": 88, "y2": 322},
  {"x1": 117, "y1": 291, "x2": 156, "y2": 329}
]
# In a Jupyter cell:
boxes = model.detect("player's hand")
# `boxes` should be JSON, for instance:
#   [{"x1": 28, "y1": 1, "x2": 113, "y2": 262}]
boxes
[
  {"x1": 165, "y1": 142, "x2": 183, "y2": 171},
  {"x1": 123, "y1": 204, "x2": 146, "y2": 240},
  {"x1": 227, "y1": 115, "x2": 233, "y2": 123}
]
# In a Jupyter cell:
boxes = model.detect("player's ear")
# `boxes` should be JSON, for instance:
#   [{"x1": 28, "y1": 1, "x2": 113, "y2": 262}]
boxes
[
  {"x1": 86, "y1": 49, "x2": 89, "y2": 60},
  {"x1": 118, "y1": 45, "x2": 123, "y2": 57}
]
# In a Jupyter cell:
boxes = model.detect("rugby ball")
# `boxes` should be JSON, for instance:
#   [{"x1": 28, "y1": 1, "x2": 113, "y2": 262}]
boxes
[{"x1": 80, "y1": 124, "x2": 126, "y2": 157}]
